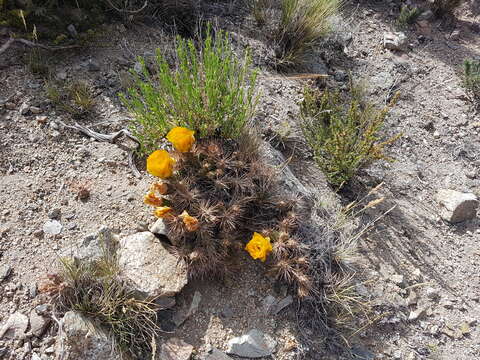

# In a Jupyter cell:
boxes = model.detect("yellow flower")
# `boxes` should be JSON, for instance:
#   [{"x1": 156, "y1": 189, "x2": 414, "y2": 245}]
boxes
[
  {"x1": 144, "y1": 191, "x2": 163, "y2": 207},
  {"x1": 146, "y1": 150, "x2": 175, "y2": 179},
  {"x1": 179, "y1": 211, "x2": 199, "y2": 232},
  {"x1": 245, "y1": 232, "x2": 272, "y2": 262},
  {"x1": 154, "y1": 206, "x2": 174, "y2": 218},
  {"x1": 166, "y1": 127, "x2": 195, "y2": 152}
]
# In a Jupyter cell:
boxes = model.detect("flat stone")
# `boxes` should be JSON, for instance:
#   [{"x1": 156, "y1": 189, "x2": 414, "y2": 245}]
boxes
[
  {"x1": 262, "y1": 295, "x2": 277, "y2": 315},
  {"x1": 0, "y1": 312, "x2": 29, "y2": 339},
  {"x1": 68, "y1": 226, "x2": 118, "y2": 262},
  {"x1": 43, "y1": 220, "x2": 62, "y2": 235},
  {"x1": 118, "y1": 232, "x2": 188, "y2": 297},
  {"x1": 436, "y1": 189, "x2": 478, "y2": 223},
  {"x1": 149, "y1": 218, "x2": 168, "y2": 236},
  {"x1": 206, "y1": 348, "x2": 233, "y2": 360},
  {"x1": 29, "y1": 310, "x2": 50, "y2": 337},
  {"x1": 160, "y1": 338, "x2": 193, "y2": 360},
  {"x1": 227, "y1": 329, "x2": 276, "y2": 358},
  {"x1": 0, "y1": 265, "x2": 12, "y2": 281},
  {"x1": 55, "y1": 311, "x2": 116, "y2": 360},
  {"x1": 383, "y1": 31, "x2": 408, "y2": 51}
]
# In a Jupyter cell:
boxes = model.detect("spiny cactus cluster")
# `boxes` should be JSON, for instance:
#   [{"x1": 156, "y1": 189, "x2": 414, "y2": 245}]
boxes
[{"x1": 146, "y1": 135, "x2": 312, "y2": 297}]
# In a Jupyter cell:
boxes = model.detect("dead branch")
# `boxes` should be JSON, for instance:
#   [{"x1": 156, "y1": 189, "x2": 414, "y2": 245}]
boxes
[{"x1": 0, "y1": 37, "x2": 80, "y2": 56}]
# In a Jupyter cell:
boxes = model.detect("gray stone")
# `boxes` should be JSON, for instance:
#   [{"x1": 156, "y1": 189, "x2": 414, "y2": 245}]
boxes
[
  {"x1": 0, "y1": 265, "x2": 12, "y2": 281},
  {"x1": 274, "y1": 295, "x2": 293, "y2": 314},
  {"x1": 35, "y1": 304, "x2": 49, "y2": 316},
  {"x1": 436, "y1": 189, "x2": 478, "y2": 223},
  {"x1": 206, "y1": 348, "x2": 233, "y2": 360},
  {"x1": 383, "y1": 31, "x2": 408, "y2": 51},
  {"x1": 55, "y1": 311, "x2": 116, "y2": 360},
  {"x1": 227, "y1": 329, "x2": 277, "y2": 358},
  {"x1": 56, "y1": 71, "x2": 68, "y2": 81},
  {"x1": 149, "y1": 218, "x2": 168, "y2": 236},
  {"x1": 71, "y1": 226, "x2": 118, "y2": 262},
  {"x1": 134, "y1": 62, "x2": 143, "y2": 74},
  {"x1": 426, "y1": 287, "x2": 440, "y2": 300},
  {"x1": 0, "y1": 312, "x2": 29, "y2": 339},
  {"x1": 262, "y1": 295, "x2": 277, "y2": 315},
  {"x1": 118, "y1": 232, "x2": 188, "y2": 297},
  {"x1": 408, "y1": 306, "x2": 426, "y2": 321},
  {"x1": 30, "y1": 106, "x2": 41, "y2": 114},
  {"x1": 160, "y1": 338, "x2": 193, "y2": 360},
  {"x1": 87, "y1": 59, "x2": 100, "y2": 72},
  {"x1": 418, "y1": 10, "x2": 433, "y2": 21},
  {"x1": 390, "y1": 274, "x2": 405, "y2": 287},
  {"x1": 43, "y1": 220, "x2": 62, "y2": 235},
  {"x1": 29, "y1": 310, "x2": 49, "y2": 337},
  {"x1": 48, "y1": 208, "x2": 61, "y2": 219},
  {"x1": 19, "y1": 102, "x2": 30, "y2": 115},
  {"x1": 67, "y1": 24, "x2": 78, "y2": 37}
]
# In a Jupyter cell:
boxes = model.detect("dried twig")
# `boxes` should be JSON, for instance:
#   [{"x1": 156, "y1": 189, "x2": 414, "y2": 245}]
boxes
[{"x1": 0, "y1": 37, "x2": 80, "y2": 56}]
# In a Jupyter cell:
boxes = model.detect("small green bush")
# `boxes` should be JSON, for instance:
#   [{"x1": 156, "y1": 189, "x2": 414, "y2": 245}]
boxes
[
  {"x1": 300, "y1": 85, "x2": 400, "y2": 188},
  {"x1": 46, "y1": 80, "x2": 95, "y2": 117},
  {"x1": 120, "y1": 28, "x2": 258, "y2": 155},
  {"x1": 463, "y1": 59, "x2": 480, "y2": 101},
  {"x1": 275, "y1": 0, "x2": 340, "y2": 67},
  {"x1": 396, "y1": 6, "x2": 423, "y2": 28}
]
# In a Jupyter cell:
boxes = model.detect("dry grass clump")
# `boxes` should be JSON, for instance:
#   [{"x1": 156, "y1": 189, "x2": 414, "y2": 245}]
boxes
[
  {"x1": 300, "y1": 84, "x2": 400, "y2": 189},
  {"x1": 274, "y1": 0, "x2": 340, "y2": 67},
  {"x1": 463, "y1": 58, "x2": 480, "y2": 102},
  {"x1": 40, "y1": 246, "x2": 162, "y2": 359},
  {"x1": 46, "y1": 79, "x2": 95, "y2": 118},
  {"x1": 120, "y1": 27, "x2": 258, "y2": 155}
]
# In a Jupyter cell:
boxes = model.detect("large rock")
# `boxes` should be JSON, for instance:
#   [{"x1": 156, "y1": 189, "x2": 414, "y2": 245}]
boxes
[
  {"x1": 435, "y1": 189, "x2": 478, "y2": 223},
  {"x1": 227, "y1": 329, "x2": 277, "y2": 358},
  {"x1": 55, "y1": 311, "x2": 116, "y2": 360},
  {"x1": 118, "y1": 232, "x2": 188, "y2": 297},
  {"x1": 0, "y1": 312, "x2": 29, "y2": 339},
  {"x1": 160, "y1": 338, "x2": 193, "y2": 360}
]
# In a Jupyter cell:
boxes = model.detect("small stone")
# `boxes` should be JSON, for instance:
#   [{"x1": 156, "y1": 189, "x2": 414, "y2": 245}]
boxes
[
  {"x1": 160, "y1": 338, "x2": 193, "y2": 360},
  {"x1": 29, "y1": 106, "x2": 41, "y2": 114},
  {"x1": 67, "y1": 24, "x2": 78, "y2": 37},
  {"x1": 0, "y1": 265, "x2": 12, "y2": 281},
  {"x1": 56, "y1": 71, "x2": 67, "y2": 81},
  {"x1": 262, "y1": 295, "x2": 277, "y2": 315},
  {"x1": 66, "y1": 222, "x2": 77, "y2": 231},
  {"x1": 418, "y1": 10, "x2": 433, "y2": 21},
  {"x1": 390, "y1": 274, "x2": 405, "y2": 287},
  {"x1": 19, "y1": 103, "x2": 30, "y2": 115},
  {"x1": 42, "y1": 220, "x2": 62, "y2": 235},
  {"x1": 206, "y1": 348, "x2": 233, "y2": 360},
  {"x1": 408, "y1": 307, "x2": 426, "y2": 321},
  {"x1": 29, "y1": 283, "x2": 37, "y2": 298},
  {"x1": 87, "y1": 59, "x2": 100, "y2": 72},
  {"x1": 31, "y1": 353, "x2": 41, "y2": 360},
  {"x1": 227, "y1": 329, "x2": 277, "y2": 358},
  {"x1": 5, "y1": 102, "x2": 16, "y2": 110},
  {"x1": 48, "y1": 208, "x2": 61, "y2": 219},
  {"x1": 44, "y1": 346, "x2": 55, "y2": 354},
  {"x1": 274, "y1": 295, "x2": 293, "y2": 314},
  {"x1": 36, "y1": 116, "x2": 48, "y2": 125},
  {"x1": 29, "y1": 310, "x2": 49, "y2": 337},
  {"x1": 35, "y1": 304, "x2": 49, "y2": 316},
  {"x1": 383, "y1": 31, "x2": 408, "y2": 51},
  {"x1": 425, "y1": 287, "x2": 440, "y2": 300},
  {"x1": 449, "y1": 29, "x2": 461, "y2": 41},
  {"x1": 220, "y1": 306, "x2": 234, "y2": 319},
  {"x1": 149, "y1": 218, "x2": 168, "y2": 236},
  {"x1": 406, "y1": 290, "x2": 418, "y2": 306},
  {"x1": 0, "y1": 312, "x2": 29, "y2": 339},
  {"x1": 133, "y1": 62, "x2": 143, "y2": 74},
  {"x1": 436, "y1": 189, "x2": 478, "y2": 223}
]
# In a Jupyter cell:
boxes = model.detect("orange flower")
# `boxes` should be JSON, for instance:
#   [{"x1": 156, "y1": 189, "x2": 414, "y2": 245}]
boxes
[
  {"x1": 179, "y1": 211, "x2": 199, "y2": 232},
  {"x1": 166, "y1": 127, "x2": 195, "y2": 152},
  {"x1": 146, "y1": 150, "x2": 175, "y2": 179},
  {"x1": 144, "y1": 191, "x2": 163, "y2": 207},
  {"x1": 151, "y1": 182, "x2": 169, "y2": 195},
  {"x1": 154, "y1": 206, "x2": 174, "y2": 218},
  {"x1": 245, "y1": 232, "x2": 272, "y2": 262}
]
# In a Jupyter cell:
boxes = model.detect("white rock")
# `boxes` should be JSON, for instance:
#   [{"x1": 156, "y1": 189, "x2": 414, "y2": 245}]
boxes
[
  {"x1": 227, "y1": 329, "x2": 277, "y2": 358},
  {"x1": 383, "y1": 31, "x2": 408, "y2": 50},
  {"x1": 0, "y1": 312, "x2": 29, "y2": 339},
  {"x1": 55, "y1": 311, "x2": 116, "y2": 360},
  {"x1": 435, "y1": 189, "x2": 478, "y2": 223},
  {"x1": 149, "y1": 218, "x2": 168, "y2": 236},
  {"x1": 118, "y1": 232, "x2": 188, "y2": 297},
  {"x1": 43, "y1": 220, "x2": 62, "y2": 235}
]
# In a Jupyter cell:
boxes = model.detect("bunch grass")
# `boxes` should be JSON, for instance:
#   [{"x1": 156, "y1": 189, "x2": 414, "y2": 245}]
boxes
[{"x1": 463, "y1": 58, "x2": 480, "y2": 102}]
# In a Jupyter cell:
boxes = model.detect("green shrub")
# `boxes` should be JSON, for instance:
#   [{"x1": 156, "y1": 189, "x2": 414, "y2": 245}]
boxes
[
  {"x1": 275, "y1": 0, "x2": 340, "y2": 67},
  {"x1": 396, "y1": 6, "x2": 423, "y2": 28},
  {"x1": 120, "y1": 28, "x2": 258, "y2": 155},
  {"x1": 463, "y1": 59, "x2": 480, "y2": 101},
  {"x1": 431, "y1": 0, "x2": 464, "y2": 16},
  {"x1": 300, "y1": 85, "x2": 400, "y2": 188}
]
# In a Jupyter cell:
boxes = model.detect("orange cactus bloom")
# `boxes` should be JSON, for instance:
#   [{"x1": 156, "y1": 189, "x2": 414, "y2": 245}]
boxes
[
  {"x1": 166, "y1": 127, "x2": 195, "y2": 152},
  {"x1": 146, "y1": 150, "x2": 175, "y2": 179},
  {"x1": 245, "y1": 232, "x2": 272, "y2": 262},
  {"x1": 144, "y1": 191, "x2": 163, "y2": 207},
  {"x1": 179, "y1": 210, "x2": 199, "y2": 232},
  {"x1": 154, "y1": 206, "x2": 174, "y2": 218}
]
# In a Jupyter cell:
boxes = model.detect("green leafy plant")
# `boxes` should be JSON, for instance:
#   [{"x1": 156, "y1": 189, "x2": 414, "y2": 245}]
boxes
[
  {"x1": 300, "y1": 85, "x2": 400, "y2": 188},
  {"x1": 120, "y1": 28, "x2": 258, "y2": 155},
  {"x1": 40, "y1": 240, "x2": 161, "y2": 359},
  {"x1": 396, "y1": 6, "x2": 423, "y2": 28},
  {"x1": 275, "y1": 0, "x2": 340, "y2": 67},
  {"x1": 463, "y1": 58, "x2": 480, "y2": 101}
]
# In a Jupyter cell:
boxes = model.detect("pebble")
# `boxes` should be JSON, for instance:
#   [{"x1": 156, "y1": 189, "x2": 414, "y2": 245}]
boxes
[
  {"x1": 87, "y1": 59, "x2": 100, "y2": 71},
  {"x1": 48, "y1": 208, "x2": 61, "y2": 219},
  {"x1": 227, "y1": 329, "x2": 277, "y2": 358},
  {"x1": 29, "y1": 107, "x2": 41, "y2": 114},
  {"x1": 0, "y1": 265, "x2": 12, "y2": 281},
  {"x1": 42, "y1": 220, "x2": 62, "y2": 235}
]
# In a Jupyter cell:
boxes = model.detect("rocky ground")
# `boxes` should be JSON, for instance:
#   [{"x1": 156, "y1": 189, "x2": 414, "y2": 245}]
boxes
[{"x1": 1, "y1": 0, "x2": 480, "y2": 359}]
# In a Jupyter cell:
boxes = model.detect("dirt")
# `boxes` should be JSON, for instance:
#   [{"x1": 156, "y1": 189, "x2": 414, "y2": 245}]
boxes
[{"x1": 1, "y1": 1, "x2": 480, "y2": 359}]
